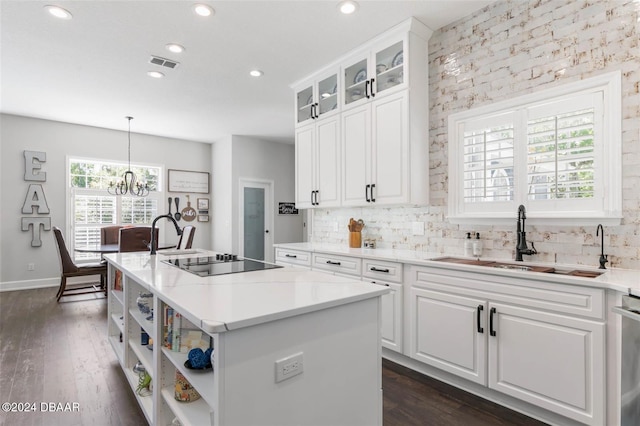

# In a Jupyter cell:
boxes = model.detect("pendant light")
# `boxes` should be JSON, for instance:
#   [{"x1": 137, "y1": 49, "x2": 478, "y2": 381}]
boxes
[{"x1": 108, "y1": 116, "x2": 149, "y2": 197}]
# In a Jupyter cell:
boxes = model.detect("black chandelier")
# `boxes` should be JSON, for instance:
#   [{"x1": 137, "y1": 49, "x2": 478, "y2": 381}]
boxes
[{"x1": 108, "y1": 116, "x2": 149, "y2": 197}]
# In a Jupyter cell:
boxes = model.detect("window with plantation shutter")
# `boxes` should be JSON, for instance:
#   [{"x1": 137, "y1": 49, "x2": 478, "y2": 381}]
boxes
[
  {"x1": 448, "y1": 72, "x2": 621, "y2": 225},
  {"x1": 526, "y1": 95, "x2": 597, "y2": 202},
  {"x1": 68, "y1": 158, "x2": 162, "y2": 261},
  {"x1": 463, "y1": 118, "x2": 515, "y2": 203}
]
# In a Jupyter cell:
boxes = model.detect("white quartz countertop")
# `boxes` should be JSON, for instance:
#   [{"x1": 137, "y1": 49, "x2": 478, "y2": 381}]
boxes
[
  {"x1": 103, "y1": 250, "x2": 389, "y2": 333},
  {"x1": 274, "y1": 242, "x2": 640, "y2": 296}
]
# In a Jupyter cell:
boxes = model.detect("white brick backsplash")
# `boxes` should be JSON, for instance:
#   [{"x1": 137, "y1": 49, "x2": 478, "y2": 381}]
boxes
[{"x1": 310, "y1": 0, "x2": 640, "y2": 269}]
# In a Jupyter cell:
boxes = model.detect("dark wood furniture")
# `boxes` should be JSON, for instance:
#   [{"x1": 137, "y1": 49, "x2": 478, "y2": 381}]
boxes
[
  {"x1": 177, "y1": 225, "x2": 196, "y2": 249},
  {"x1": 118, "y1": 226, "x2": 158, "y2": 253},
  {"x1": 53, "y1": 226, "x2": 107, "y2": 302},
  {"x1": 100, "y1": 225, "x2": 124, "y2": 245}
]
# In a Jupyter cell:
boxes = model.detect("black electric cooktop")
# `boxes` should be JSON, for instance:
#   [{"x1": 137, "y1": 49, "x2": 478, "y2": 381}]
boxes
[{"x1": 162, "y1": 254, "x2": 282, "y2": 277}]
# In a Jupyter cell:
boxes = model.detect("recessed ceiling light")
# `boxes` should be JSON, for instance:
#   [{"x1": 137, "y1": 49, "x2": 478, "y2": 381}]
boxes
[
  {"x1": 44, "y1": 5, "x2": 73, "y2": 19},
  {"x1": 337, "y1": 1, "x2": 359, "y2": 14},
  {"x1": 147, "y1": 71, "x2": 165, "y2": 79},
  {"x1": 193, "y1": 4, "x2": 214, "y2": 17},
  {"x1": 166, "y1": 43, "x2": 185, "y2": 54},
  {"x1": 249, "y1": 70, "x2": 263, "y2": 77}
]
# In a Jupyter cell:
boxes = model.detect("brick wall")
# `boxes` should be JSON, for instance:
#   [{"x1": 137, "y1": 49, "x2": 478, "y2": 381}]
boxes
[{"x1": 311, "y1": 0, "x2": 640, "y2": 269}]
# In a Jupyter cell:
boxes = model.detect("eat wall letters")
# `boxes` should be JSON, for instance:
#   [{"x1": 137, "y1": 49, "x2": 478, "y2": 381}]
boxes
[{"x1": 21, "y1": 150, "x2": 51, "y2": 247}]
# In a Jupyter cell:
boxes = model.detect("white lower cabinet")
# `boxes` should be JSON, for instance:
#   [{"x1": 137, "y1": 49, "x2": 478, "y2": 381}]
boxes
[
  {"x1": 408, "y1": 265, "x2": 605, "y2": 426},
  {"x1": 488, "y1": 303, "x2": 605, "y2": 425},
  {"x1": 364, "y1": 278, "x2": 403, "y2": 353},
  {"x1": 409, "y1": 287, "x2": 486, "y2": 384}
]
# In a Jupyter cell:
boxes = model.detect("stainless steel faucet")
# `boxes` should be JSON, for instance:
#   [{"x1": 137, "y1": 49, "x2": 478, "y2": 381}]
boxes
[
  {"x1": 596, "y1": 224, "x2": 608, "y2": 269},
  {"x1": 150, "y1": 214, "x2": 182, "y2": 255},
  {"x1": 515, "y1": 205, "x2": 537, "y2": 261}
]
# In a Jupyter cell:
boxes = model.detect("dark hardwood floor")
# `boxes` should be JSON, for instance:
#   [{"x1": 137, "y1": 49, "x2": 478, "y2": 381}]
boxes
[{"x1": 1, "y1": 287, "x2": 547, "y2": 426}]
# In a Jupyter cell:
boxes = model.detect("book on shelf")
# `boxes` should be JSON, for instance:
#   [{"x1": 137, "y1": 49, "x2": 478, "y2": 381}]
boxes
[
  {"x1": 163, "y1": 305, "x2": 209, "y2": 353},
  {"x1": 114, "y1": 269, "x2": 122, "y2": 291},
  {"x1": 164, "y1": 306, "x2": 174, "y2": 350},
  {"x1": 172, "y1": 312, "x2": 181, "y2": 352}
]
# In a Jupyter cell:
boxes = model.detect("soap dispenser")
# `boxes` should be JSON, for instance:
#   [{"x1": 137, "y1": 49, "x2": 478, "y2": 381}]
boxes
[
  {"x1": 473, "y1": 232, "x2": 483, "y2": 257},
  {"x1": 464, "y1": 233, "x2": 473, "y2": 257}
]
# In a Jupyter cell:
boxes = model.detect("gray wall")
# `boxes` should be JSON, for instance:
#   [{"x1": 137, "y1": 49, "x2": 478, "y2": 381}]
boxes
[
  {"x1": 0, "y1": 114, "x2": 212, "y2": 289},
  {"x1": 211, "y1": 135, "x2": 302, "y2": 256}
]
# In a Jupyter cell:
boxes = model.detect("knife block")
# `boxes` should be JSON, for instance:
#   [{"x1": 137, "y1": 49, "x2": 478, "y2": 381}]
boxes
[{"x1": 349, "y1": 231, "x2": 362, "y2": 248}]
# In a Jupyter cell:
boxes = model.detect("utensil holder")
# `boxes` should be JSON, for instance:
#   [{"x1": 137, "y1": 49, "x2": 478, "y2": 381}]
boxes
[{"x1": 349, "y1": 231, "x2": 362, "y2": 248}]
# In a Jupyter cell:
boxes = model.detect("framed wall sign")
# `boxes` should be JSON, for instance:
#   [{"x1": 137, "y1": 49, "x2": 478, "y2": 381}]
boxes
[
  {"x1": 198, "y1": 215, "x2": 209, "y2": 222},
  {"x1": 278, "y1": 202, "x2": 299, "y2": 215},
  {"x1": 197, "y1": 198, "x2": 209, "y2": 211},
  {"x1": 168, "y1": 169, "x2": 210, "y2": 194}
]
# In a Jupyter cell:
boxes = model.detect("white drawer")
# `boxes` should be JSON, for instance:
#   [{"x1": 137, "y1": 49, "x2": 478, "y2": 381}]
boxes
[
  {"x1": 275, "y1": 248, "x2": 311, "y2": 267},
  {"x1": 362, "y1": 259, "x2": 403, "y2": 283},
  {"x1": 312, "y1": 253, "x2": 361, "y2": 277}
]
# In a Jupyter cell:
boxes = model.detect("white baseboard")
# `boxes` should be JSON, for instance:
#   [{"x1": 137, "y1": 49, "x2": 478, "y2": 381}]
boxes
[
  {"x1": 0, "y1": 276, "x2": 100, "y2": 292},
  {"x1": 0, "y1": 277, "x2": 59, "y2": 292}
]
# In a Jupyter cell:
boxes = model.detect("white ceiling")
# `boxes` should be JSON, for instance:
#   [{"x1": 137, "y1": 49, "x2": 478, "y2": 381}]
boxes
[{"x1": 1, "y1": 0, "x2": 493, "y2": 144}]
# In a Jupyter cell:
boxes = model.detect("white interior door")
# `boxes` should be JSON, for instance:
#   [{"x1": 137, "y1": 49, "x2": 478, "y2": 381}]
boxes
[{"x1": 239, "y1": 179, "x2": 273, "y2": 262}]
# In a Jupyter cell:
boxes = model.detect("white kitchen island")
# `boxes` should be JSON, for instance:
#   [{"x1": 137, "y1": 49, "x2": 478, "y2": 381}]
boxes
[{"x1": 103, "y1": 250, "x2": 389, "y2": 426}]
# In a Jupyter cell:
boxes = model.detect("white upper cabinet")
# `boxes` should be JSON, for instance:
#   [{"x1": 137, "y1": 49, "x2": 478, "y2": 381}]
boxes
[
  {"x1": 294, "y1": 69, "x2": 340, "y2": 127},
  {"x1": 343, "y1": 38, "x2": 406, "y2": 109},
  {"x1": 295, "y1": 116, "x2": 341, "y2": 209},
  {"x1": 291, "y1": 17, "x2": 432, "y2": 209}
]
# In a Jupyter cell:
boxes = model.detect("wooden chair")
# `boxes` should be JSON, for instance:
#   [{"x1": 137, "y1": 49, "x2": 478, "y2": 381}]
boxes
[
  {"x1": 53, "y1": 227, "x2": 107, "y2": 302},
  {"x1": 177, "y1": 225, "x2": 196, "y2": 249},
  {"x1": 100, "y1": 225, "x2": 124, "y2": 245},
  {"x1": 118, "y1": 227, "x2": 158, "y2": 252}
]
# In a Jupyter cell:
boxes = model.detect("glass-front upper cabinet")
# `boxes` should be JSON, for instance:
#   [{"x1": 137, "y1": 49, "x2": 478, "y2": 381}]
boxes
[
  {"x1": 342, "y1": 37, "x2": 406, "y2": 109},
  {"x1": 296, "y1": 85, "x2": 314, "y2": 124},
  {"x1": 374, "y1": 41, "x2": 404, "y2": 95},
  {"x1": 294, "y1": 70, "x2": 339, "y2": 126}
]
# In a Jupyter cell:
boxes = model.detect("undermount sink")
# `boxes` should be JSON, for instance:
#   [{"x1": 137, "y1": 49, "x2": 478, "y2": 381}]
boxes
[
  {"x1": 492, "y1": 264, "x2": 532, "y2": 271},
  {"x1": 431, "y1": 257, "x2": 604, "y2": 279}
]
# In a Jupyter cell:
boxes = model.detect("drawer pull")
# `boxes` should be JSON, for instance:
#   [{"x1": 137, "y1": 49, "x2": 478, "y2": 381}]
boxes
[
  {"x1": 326, "y1": 260, "x2": 341, "y2": 266},
  {"x1": 285, "y1": 254, "x2": 297, "y2": 258},
  {"x1": 370, "y1": 267, "x2": 389, "y2": 273},
  {"x1": 477, "y1": 305, "x2": 484, "y2": 334},
  {"x1": 489, "y1": 307, "x2": 497, "y2": 336}
]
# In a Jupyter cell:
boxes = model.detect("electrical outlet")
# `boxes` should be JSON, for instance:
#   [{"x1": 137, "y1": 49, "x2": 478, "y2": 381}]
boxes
[
  {"x1": 411, "y1": 221, "x2": 425, "y2": 236},
  {"x1": 27, "y1": 263, "x2": 35, "y2": 271},
  {"x1": 275, "y1": 352, "x2": 303, "y2": 383}
]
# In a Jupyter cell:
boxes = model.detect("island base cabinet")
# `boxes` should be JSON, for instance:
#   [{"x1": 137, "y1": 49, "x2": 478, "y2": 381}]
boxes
[
  {"x1": 488, "y1": 303, "x2": 605, "y2": 426},
  {"x1": 214, "y1": 297, "x2": 382, "y2": 426}
]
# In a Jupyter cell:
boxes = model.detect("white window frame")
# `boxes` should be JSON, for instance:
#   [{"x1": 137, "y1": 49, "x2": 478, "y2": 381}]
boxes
[
  {"x1": 66, "y1": 156, "x2": 165, "y2": 261},
  {"x1": 448, "y1": 71, "x2": 622, "y2": 226}
]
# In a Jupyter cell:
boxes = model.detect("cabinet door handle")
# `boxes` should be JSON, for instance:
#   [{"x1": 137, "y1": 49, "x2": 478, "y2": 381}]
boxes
[
  {"x1": 310, "y1": 104, "x2": 315, "y2": 120},
  {"x1": 365, "y1": 80, "x2": 370, "y2": 99},
  {"x1": 285, "y1": 254, "x2": 297, "y2": 258},
  {"x1": 489, "y1": 307, "x2": 497, "y2": 336},
  {"x1": 370, "y1": 267, "x2": 389, "y2": 273},
  {"x1": 310, "y1": 190, "x2": 315, "y2": 205},
  {"x1": 326, "y1": 260, "x2": 342, "y2": 266},
  {"x1": 314, "y1": 190, "x2": 319, "y2": 205},
  {"x1": 371, "y1": 184, "x2": 376, "y2": 202},
  {"x1": 371, "y1": 78, "x2": 376, "y2": 97},
  {"x1": 477, "y1": 305, "x2": 484, "y2": 334},
  {"x1": 365, "y1": 184, "x2": 371, "y2": 202},
  {"x1": 314, "y1": 103, "x2": 319, "y2": 119}
]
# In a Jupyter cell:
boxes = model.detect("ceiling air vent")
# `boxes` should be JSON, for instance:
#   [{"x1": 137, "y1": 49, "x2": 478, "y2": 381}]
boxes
[{"x1": 149, "y1": 55, "x2": 179, "y2": 69}]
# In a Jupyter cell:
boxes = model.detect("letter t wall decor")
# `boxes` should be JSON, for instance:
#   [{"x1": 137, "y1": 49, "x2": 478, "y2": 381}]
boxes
[{"x1": 21, "y1": 150, "x2": 51, "y2": 247}]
